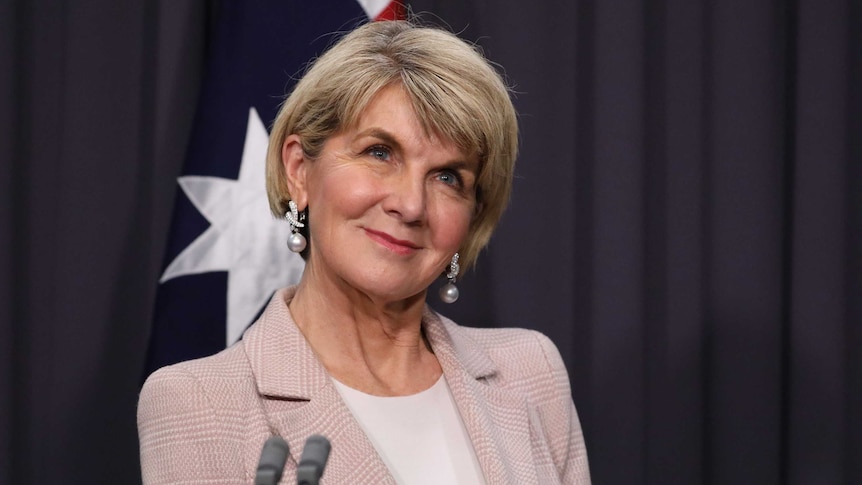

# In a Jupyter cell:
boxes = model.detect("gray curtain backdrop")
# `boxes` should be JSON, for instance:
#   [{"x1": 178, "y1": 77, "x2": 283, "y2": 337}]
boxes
[
  {"x1": 2, "y1": 1, "x2": 859, "y2": 484},
  {"x1": 1, "y1": 1, "x2": 211, "y2": 482}
]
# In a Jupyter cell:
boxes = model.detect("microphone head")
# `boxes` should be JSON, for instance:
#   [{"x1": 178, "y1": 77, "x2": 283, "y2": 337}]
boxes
[
  {"x1": 255, "y1": 436, "x2": 290, "y2": 485},
  {"x1": 296, "y1": 434, "x2": 331, "y2": 485}
]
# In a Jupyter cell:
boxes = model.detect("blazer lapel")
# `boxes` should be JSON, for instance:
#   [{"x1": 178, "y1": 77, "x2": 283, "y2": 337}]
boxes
[
  {"x1": 241, "y1": 288, "x2": 395, "y2": 484},
  {"x1": 423, "y1": 309, "x2": 541, "y2": 484},
  {"x1": 240, "y1": 289, "x2": 543, "y2": 484}
]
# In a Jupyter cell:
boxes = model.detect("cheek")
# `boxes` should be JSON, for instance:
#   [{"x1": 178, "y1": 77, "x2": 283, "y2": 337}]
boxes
[
  {"x1": 311, "y1": 169, "x2": 381, "y2": 218},
  {"x1": 430, "y1": 202, "x2": 474, "y2": 250}
]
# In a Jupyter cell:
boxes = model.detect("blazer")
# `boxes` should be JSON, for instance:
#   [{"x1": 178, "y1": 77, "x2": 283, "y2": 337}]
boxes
[{"x1": 138, "y1": 287, "x2": 591, "y2": 484}]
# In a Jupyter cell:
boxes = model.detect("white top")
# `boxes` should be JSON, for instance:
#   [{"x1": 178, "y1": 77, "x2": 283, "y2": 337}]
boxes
[{"x1": 333, "y1": 376, "x2": 488, "y2": 485}]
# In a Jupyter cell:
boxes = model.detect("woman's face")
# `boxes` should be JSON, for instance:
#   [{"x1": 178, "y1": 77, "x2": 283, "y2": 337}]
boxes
[{"x1": 287, "y1": 84, "x2": 478, "y2": 303}]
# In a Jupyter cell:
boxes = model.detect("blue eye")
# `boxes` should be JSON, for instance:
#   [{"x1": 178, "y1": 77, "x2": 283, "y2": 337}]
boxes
[
  {"x1": 367, "y1": 146, "x2": 390, "y2": 160},
  {"x1": 437, "y1": 171, "x2": 461, "y2": 187}
]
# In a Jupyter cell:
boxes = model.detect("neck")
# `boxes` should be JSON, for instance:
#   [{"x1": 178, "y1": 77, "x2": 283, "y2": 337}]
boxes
[{"x1": 288, "y1": 265, "x2": 441, "y2": 396}]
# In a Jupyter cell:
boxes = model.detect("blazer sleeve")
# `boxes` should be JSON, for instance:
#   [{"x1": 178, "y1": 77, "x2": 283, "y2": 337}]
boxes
[
  {"x1": 534, "y1": 332, "x2": 592, "y2": 484},
  {"x1": 137, "y1": 365, "x2": 245, "y2": 484}
]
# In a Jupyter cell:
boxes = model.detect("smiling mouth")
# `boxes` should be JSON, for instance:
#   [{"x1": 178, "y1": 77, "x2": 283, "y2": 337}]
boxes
[{"x1": 364, "y1": 228, "x2": 421, "y2": 255}]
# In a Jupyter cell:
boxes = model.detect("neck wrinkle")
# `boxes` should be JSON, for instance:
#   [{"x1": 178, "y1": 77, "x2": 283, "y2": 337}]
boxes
[{"x1": 288, "y1": 271, "x2": 440, "y2": 397}]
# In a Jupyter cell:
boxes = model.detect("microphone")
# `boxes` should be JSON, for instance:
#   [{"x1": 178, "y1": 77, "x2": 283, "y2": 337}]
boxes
[
  {"x1": 296, "y1": 434, "x2": 331, "y2": 485},
  {"x1": 255, "y1": 436, "x2": 290, "y2": 485}
]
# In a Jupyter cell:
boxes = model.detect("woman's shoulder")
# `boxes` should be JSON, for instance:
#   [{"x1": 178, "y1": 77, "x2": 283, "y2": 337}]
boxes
[
  {"x1": 466, "y1": 326, "x2": 565, "y2": 372},
  {"x1": 142, "y1": 341, "x2": 251, "y2": 387},
  {"x1": 138, "y1": 342, "x2": 258, "y2": 420},
  {"x1": 137, "y1": 342, "x2": 271, "y2": 483},
  {"x1": 433, "y1": 313, "x2": 568, "y2": 384},
  {"x1": 439, "y1": 312, "x2": 559, "y2": 354},
  {"x1": 459, "y1": 323, "x2": 553, "y2": 347}
]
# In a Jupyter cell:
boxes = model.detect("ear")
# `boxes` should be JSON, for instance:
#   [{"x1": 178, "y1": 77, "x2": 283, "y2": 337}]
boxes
[{"x1": 282, "y1": 134, "x2": 309, "y2": 210}]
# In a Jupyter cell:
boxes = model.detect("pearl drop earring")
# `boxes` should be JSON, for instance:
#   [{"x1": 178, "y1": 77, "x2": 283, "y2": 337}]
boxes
[
  {"x1": 285, "y1": 200, "x2": 307, "y2": 253},
  {"x1": 439, "y1": 253, "x2": 460, "y2": 303}
]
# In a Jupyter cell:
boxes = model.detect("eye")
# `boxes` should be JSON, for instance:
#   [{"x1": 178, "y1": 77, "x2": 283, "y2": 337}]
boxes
[
  {"x1": 436, "y1": 170, "x2": 462, "y2": 188},
  {"x1": 366, "y1": 145, "x2": 390, "y2": 161}
]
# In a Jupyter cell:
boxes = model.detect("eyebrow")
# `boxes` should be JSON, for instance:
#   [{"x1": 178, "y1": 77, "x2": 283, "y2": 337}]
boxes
[
  {"x1": 442, "y1": 160, "x2": 479, "y2": 174},
  {"x1": 355, "y1": 128, "x2": 403, "y2": 153}
]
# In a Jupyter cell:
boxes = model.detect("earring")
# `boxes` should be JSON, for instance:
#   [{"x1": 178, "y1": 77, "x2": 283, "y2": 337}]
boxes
[
  {"x1": 285, "y1": 200, "x2": 307, "y2": 253},
  {"x1": 439, "y1": 253, "x2": 460, "y2": 303}
]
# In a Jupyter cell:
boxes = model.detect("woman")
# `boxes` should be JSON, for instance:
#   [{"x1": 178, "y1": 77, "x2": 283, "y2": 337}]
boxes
[{"x1": 138, "y1": 20, "x2": 590, "y2": 484}]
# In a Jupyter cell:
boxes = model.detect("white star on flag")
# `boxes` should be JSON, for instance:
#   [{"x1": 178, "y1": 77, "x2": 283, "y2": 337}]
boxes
[{"x1": 160, "y1": 107, "x2": 305, "y2": 345}]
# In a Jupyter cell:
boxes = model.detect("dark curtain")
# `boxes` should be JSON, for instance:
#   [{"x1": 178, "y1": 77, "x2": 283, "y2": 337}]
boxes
[
  {"x1": 0, "y1": 1, "x2": 211, "y2": 482},
  {"x1": 2, "y1": 1, "x2": 859, "y2": 484}
]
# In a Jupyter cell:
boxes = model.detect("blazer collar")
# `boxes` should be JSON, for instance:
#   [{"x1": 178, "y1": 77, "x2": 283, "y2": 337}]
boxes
[
  {"x1": 242, "y1": 286, "x2": 327, "y2": 400},
  {"x1": 422, "y1": 305, "x2": 498, "y2": 380},
  {"x1": 423, "y1": 310, "x2": 538, "y2": 483},
  {"x1": 241, "y1": 287, "x2": 395, "y2": 482},
  {"x1": 241, "y1": 287, "x2": 537, "y2": 484},
  {"x1": 241, "y1": 287, "x2": 499, "y2": 399}
]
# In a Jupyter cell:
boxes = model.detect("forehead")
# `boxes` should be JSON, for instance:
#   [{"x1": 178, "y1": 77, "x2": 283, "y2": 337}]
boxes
[{"x1": 353, "y1": 85, "x2": 418, "y2": 129}]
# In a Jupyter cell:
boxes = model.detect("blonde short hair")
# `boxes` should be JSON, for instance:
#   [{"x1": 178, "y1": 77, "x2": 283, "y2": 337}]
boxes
[{"x1": 266, "y1": 19, "x2": 518, "y2": 271}]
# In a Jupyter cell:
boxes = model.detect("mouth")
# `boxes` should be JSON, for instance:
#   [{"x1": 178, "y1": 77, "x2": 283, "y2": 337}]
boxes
[{"x1": 364, "y1": 228, "x2": 421, "y2": 255}]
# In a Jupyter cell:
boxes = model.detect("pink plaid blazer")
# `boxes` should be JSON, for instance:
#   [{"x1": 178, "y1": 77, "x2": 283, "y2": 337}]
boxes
[{"x1": 138, "y1": 287, "x2": 591, "y2": 484}]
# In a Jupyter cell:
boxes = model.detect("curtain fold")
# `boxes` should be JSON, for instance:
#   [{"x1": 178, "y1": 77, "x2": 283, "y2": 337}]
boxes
[{"x1": 0, "y1": 1, "x2": 208, "y2": 482}]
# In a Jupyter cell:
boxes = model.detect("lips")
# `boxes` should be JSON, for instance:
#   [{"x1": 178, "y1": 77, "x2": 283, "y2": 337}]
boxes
[{"x1": 364, "y1": 228, "x2": 421, "y2": 254}]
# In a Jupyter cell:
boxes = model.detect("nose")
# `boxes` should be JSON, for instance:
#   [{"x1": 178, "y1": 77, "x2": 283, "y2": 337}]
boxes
[{"x1": 383, "y1": 169, "x2": 426, "y2": 225}]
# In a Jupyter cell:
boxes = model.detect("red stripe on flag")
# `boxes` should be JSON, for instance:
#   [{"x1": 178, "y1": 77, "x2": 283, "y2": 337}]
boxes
[{"x1": 375, "y1": 1, "x2": 405, "y2": 21}]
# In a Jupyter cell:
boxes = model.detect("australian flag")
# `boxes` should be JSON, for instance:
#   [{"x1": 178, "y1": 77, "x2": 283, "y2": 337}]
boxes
[{"x1": 145, "y1": 1, "x2": 404, "y2": 377}]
